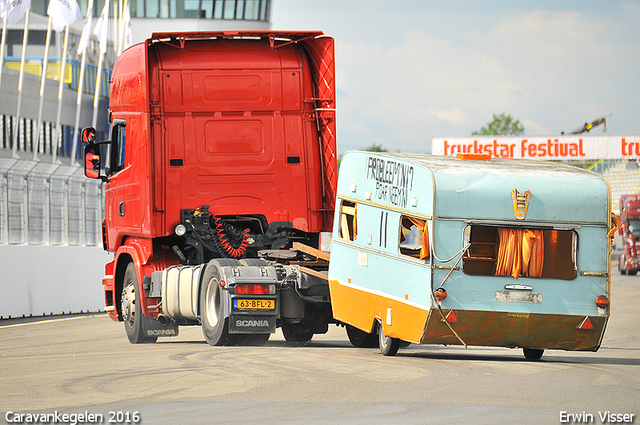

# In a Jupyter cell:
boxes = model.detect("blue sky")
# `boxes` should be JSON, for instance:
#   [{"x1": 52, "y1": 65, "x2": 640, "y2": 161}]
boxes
[{"x1": 271, "y1": 1, "x2": 640, "y2": 154}]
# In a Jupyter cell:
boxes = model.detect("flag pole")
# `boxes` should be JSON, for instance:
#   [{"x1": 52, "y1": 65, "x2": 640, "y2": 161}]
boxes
[
  {"x1": 122, "y1": 0, "x2": 130, "y2": 51},
  {"x1": 52, "y1": 24, "x2": 70, "y2": 163},
  {"x1": 112, "y1": 1, "x2": 118, "y2": 55},
  {"x1": 0, "y1": 12, "x2": 8, "y2": 94},
  {"x1": 118, "y1": 0, "x2": 124, "y2": 55},
  {"x1": 71, "y1": 47, "x2": 86, "y2": 166},
  {"x1": 92, "y1": 54, "x2": 103, "y2": 128},
  {"x1": 92, "y1": 0, "x2": 108, "y2": 128},
  {"x1": 71, "y1": 0, "x2": 93, "y2": 166},
  {"x1": 33, "y1": 15, "x2": 53, "y2": 162},
  {"x1": 12, "y1": 9, "x2": 30, "y2": 159}
]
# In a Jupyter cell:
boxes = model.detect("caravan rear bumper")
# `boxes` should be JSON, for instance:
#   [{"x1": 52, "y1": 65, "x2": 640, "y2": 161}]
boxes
[{"x1": 421, "y1": 309, "x2": 608, "y2": 351}]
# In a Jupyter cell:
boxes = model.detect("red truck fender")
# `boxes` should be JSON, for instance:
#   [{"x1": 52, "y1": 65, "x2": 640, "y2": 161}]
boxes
[{"x1": 111, "y1": 237, "x2": 179, "y2": 319}]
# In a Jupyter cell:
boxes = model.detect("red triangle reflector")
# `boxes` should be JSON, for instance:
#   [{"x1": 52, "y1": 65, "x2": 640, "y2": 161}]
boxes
[
  {"x1": 578, "y1": 317, "x2": 593, "y2": 330},
  {"x1": 446, "y1": 310, "x2": 458, "y2": 323}
]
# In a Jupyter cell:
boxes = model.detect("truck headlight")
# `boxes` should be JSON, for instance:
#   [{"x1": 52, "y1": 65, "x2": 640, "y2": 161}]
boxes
[{"x1": 175, "y1": 224, "x2": 187, "y2": 236}]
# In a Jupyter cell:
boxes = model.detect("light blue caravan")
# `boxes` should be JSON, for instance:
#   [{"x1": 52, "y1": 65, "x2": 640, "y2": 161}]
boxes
[{"x1": 328, "y1": 152, "x2": 611, "y2": 359}]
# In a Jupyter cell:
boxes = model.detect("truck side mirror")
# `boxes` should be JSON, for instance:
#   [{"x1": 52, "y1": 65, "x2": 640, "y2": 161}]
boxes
[
  {"x1": 82, "y1": 127, "x2": 108, "y2": 182},
  {"x1": 82, "y1": 127, "x2": 96, "y2": 144}
]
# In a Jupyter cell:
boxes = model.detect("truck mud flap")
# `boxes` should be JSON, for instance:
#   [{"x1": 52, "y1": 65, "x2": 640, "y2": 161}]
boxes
[
  {"x1": 142, "y1": 314, "x2": 179, "y2": 338},
  {"x1": 229, "y1": 315, "x2": 276, "y2": 334}
]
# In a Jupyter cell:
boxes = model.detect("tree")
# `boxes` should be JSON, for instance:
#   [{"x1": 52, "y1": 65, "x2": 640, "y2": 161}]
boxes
[
  {"x1": 473, "y1": 113, "x2": 524, "y2": 136},
  {"x1": 364, "y1": 143, "x2": 388, "y2": 152}
]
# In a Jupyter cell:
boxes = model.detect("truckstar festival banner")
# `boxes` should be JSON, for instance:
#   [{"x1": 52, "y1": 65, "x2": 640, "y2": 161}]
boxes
[{"x1": 432, "y1": 135, "x2": 640, "y2": 160}]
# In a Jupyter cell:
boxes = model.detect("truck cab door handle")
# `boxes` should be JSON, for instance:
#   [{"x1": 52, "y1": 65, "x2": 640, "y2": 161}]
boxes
[{"x1": 119, "y1": 201, "x2": 125, "y2": 217}]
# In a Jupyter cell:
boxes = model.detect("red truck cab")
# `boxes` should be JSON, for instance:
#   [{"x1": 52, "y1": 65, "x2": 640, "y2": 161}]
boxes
[
  {"x1": 83, "y1": 32, "x2": 337, "y2": 345},
  {"x1": 619, "y1": 194, "x2": 640, "y2": 275}
]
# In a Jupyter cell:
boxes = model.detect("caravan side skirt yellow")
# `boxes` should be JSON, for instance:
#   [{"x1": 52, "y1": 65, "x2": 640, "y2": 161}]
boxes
[{"x1": 328, "y1": 279, "x2": 429, "y2": 343}]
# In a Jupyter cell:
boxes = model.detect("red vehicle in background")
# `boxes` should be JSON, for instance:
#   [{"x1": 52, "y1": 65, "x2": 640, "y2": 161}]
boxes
[
  {"x1": 83, "y1": 31, "x2": 337, "y2": 345},
  {"x1": 618, "y1": 194, "x2": 640, "y2": 275}
]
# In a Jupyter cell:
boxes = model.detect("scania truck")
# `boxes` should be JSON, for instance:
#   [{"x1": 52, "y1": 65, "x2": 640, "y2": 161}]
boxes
[{"x1": 83, "y1": 31, "x2": 337, "y2": 345}]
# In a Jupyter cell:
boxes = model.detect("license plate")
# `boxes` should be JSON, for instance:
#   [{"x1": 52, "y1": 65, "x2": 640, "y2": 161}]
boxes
[{"x1": 234, "y1": 299, "x2": 275, "y2": 310}]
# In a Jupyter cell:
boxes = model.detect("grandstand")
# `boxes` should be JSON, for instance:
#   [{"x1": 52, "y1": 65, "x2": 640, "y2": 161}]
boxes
[{"x1": 601, "y1": 159, "x2": 640, "y2": 213}]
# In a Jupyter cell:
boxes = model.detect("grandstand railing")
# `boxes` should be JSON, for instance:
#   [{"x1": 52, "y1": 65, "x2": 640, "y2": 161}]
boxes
[{"x1": 0, "y1": 158, "x2": 104, "y2": 246}]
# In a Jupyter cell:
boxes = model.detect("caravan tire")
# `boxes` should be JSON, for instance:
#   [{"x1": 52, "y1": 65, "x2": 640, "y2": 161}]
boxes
[{"x1": 378, "y1": 323, "x2": 400, "y2": 356}]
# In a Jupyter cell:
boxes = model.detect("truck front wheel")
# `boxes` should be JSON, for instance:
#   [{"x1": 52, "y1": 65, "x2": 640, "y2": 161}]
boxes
[
  {"x1": 619, "y1": 256, "x2": 627, "y2": 275},
  {"x1": 122, "y1": 263, "x2": 157, "y2": 344},
  {"x1": 200, "y1": 264, "x2": 232, "y2": 346}
]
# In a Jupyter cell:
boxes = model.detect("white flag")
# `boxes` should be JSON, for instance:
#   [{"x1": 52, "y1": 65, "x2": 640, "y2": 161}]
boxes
[
  {"x1": 93, "y1": 0, "x2": 108, "y2": 54},
  {"x1": 6, "y1": 0, "x2": 31, "y2": 26},
  {"x1": 47, "y1": 0, "x2": 81, "y2": 32},
  {"x1": 0, "y1": 0, "x2": 10, "y2": 16},
  {"x1": 122, "y1": 3, "x2": 133, "y2": 50},
  {"x1": 77, "y1": 0, "x2": 93, "y2": 55}
]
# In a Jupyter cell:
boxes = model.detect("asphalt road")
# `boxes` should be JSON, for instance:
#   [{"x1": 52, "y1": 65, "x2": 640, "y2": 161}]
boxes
[{"x1": 1, "y1": 273, "x2": 639, "y2": 425}]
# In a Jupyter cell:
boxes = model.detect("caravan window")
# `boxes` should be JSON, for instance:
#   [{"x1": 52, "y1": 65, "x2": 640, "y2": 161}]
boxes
[
  {"x1": 339, "y1": 200, "x2": 357, "y2": 242},
  {"x1": 462, "y1": 225, "x2": 576, "y2": 280},
  {"x1": 399, "y1": 215, "x2": 429, "y2": 260}
]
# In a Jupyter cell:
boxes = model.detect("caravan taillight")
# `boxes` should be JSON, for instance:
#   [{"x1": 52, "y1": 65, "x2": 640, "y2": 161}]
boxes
[
  {"x1": 434, "y1": 288, "x2": 448, "y2": 302},
  {"x1": 595, "y1": 295, "x2": 609, "y2": 308}
]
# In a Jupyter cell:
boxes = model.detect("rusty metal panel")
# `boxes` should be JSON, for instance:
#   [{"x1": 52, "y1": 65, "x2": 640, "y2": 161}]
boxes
[{"x1": 421, "y1": 309, "x2": 607, "y2": 351}]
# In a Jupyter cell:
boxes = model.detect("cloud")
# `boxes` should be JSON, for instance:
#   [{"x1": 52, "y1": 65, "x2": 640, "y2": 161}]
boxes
[
  {"x1": 429, "y1": 108, "x2": 465, "y2": 125},
  {"x1": 274, "y1": 1, "x2": 640, "y2": 154},
  {"x1": 335, "y1": 29, "x2": 516, "y2": 152}
]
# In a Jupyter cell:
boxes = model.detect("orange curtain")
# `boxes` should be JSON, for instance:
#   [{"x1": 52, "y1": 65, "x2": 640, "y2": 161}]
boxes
[
  {"x1": 496, "y1": 228, "x2": 544, "y2": 279},
  {"x1": 522, "y1": 229, "x2": 544, "y2": 277},
  {"x1": 407, "y1": 217, "x2": 430, "y2": 260},
  {"x1": 496, "y1": 228, "x2": 522, "y2": 278}
]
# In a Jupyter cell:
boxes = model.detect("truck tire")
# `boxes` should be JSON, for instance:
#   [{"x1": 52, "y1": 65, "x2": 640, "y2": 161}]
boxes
[
  {"x1": 346, "y1": 324, "x2": 378, "y2": 348},
  {"x1": 235, "y1": 333, "x2": 270, "y2": 345},
  {"x1": 281, "y1": 322, "x2": 314, "y2": 344},
  {"x1": 378, "y1": 323, "x2": 400, "y2": 356},
  {"x1": 200, "y1": 263, "x2": 233, "y2": 346},
  {"x1": 122, "y1": 263, "x2": 157, "y2": 344}
]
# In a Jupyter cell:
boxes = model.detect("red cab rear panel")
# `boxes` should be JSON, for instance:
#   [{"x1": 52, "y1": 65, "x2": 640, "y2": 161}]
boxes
[{"x1": 105, "y1": 32, "x2": 336, "y2": 249}]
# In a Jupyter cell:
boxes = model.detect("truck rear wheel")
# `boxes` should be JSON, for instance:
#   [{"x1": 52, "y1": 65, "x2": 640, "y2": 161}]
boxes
[
  {"x1": 122, "y1": 263, "x2": 157, "y2": 344},
  {"x1": 281, "y1": 322, "x2": 314, "y2": 344},
  {"x1": 200, "y1": 263, "x2": 233, "y2": 346},
  {"x1": 346, "y1": 324, "x2": 378, "y2": 348}
]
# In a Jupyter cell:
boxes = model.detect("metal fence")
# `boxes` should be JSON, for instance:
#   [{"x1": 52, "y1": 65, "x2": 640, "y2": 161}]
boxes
[{"x1": 0, "y1": 157, "x2": 104, "y2": 246}]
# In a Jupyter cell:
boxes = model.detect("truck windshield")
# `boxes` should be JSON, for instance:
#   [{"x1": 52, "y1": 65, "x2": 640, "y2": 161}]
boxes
[{"x1": 628, "y1": 219, "x2": 640, "y2": 237}]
